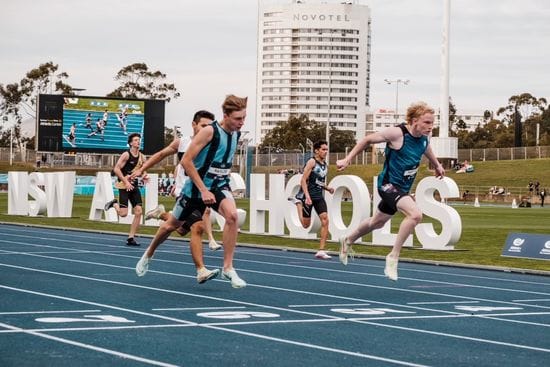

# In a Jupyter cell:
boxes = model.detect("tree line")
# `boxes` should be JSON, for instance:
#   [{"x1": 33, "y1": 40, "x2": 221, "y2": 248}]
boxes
[
  {"x1": 1, "y1": 61, "x2": 548, "y2": 152},
  {"x1": 0, "y1": 61, "x2": 179, "y2": 149}
]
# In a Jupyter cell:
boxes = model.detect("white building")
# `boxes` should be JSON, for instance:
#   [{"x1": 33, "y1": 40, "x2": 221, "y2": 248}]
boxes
[
  {"x1": 366, "y1": 109, "x2": 486, "y2": 133},
  {"x1": 255, "y1": 0, "x2": 372, "y2": 144}
]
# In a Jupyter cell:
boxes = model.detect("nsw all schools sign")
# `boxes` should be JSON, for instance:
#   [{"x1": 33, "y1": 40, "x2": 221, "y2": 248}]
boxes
[{"x1": 502, "y1": 233, "x2": 550, "y2": 261}]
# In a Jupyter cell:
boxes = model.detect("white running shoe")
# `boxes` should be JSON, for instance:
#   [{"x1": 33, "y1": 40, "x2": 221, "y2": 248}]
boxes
[
  {"x1": 338, "y1": 236, "x2": 355, "y2": 266},
  {"x1": 196, "y1": 268, "x2": 220, "y2": 284},
  {"x1": 208, "y1": 239, "x2": 222, "y2": 251},
  {"x1": 136, "y1": 253, "x2": 152, "y2": 277},
  {"x1": 315, "y1": 250, "x2": 332, "y2": 260},
  {"x1": 384, "y1": 254, "x2": 399, "y2": 281},
  {"x1": 222, "y1": 269, "x2": 247, "y2": 288},
  {"x1": 145, "y1": 204, "x2": 165, "y2": 220}
]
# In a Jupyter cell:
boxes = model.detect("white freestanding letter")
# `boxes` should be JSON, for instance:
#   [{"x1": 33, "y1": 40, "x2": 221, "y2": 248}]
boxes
[
  {"x1": 44, "y1": 172, "x2": 75, "y2": 217},
  {"x1": 143, "y1": 174, "x2": 160, "y2": 226},
  {"x1": 326, "y1": 175, "x2": 371, "y2": 241},
  {"x1": 8, "y1": 171, "x2": 29, "y2": 215},
  {"x1": 89, "y1": 172, "x2": 117, "y2": 222},
  {"x1": 28, "y1": 172, "x2": 47, "y2": 216},
  {"x1": 414, "y1": 176, "x2": 461, "y2": 250},
  {"x1": 249, "y1": 174, "x2": 285, "y2": 235}
]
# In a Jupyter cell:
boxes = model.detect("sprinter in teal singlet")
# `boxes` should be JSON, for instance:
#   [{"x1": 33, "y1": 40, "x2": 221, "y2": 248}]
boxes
[
  {"x1": 135, "y1": 95, "x2": 249, "y2": 289},
  {"x1": 336, "y1": 102, "x2": 445, "y2": 281}
]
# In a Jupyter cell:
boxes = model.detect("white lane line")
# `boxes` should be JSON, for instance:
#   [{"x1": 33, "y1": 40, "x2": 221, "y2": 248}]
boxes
[
  {"x1": 152, "y1": 307, "x2": 246, "y2": 311},
  {"x1": 2, "y1": 261, "x2": 549, "y2": 357},
  {"x1": 407, "y1": 301, "x2": 480, "y2": 305},
  {"x1": 4, "y1": 250, "x2": 550, "y2": 319},
  {"x1": 0, "y1": 284, "x2": 196, "y2": 326},
  {"x1": 0, "y1": 321, "x2": 179, "y2": 367},
  {"x1": 3, "y1": 226, "x2": 550, "y2": 287},
  {"x1": 289, "y1": 303, "x2": 370, "y2": 308},
  {"x1": 512, "y1": 298, "x2": 550, "y2": 302},
  {"x1": 200, "y1": 324, "x2": 429, "y2": 367},
  {"x1": 353, "y1": 319, "x2": 550, "y2": 353},
  {"x1": 4, "y1": 237, "x2": 550, "y2": 299},
  {"x1": 0, "y1": 309, "x2": 101, "y2": 315},
  {"x1": 5, "y1": 238, "x2": 550, "y2": 310}
]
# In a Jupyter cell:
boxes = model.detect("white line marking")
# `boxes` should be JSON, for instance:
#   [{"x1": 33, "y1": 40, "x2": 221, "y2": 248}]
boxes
[
  {"x1": 152, "y1": 307, "x2": 247, "y2": 311},
  {"x1": 3, "y1": 227, "x2": 550, "y2": 287},
  {"x1": 353, "y1": 319, "x2": 550, "y2": 353},
  {"x1": 199, "y1": 324, "x2": 430, "y2": 367},
  {"x1": 289, "y1": 303, "x2": 370, "y2": 308},
  {"x1": 0, "y1": 309, "x2": 100, "y2": 315},
  {"x1": 407, "y1": 301, "x2": 480, "y2": 305},
  {"x1": 512, "y1": 298, "x2": 550, "y2": 302},
  {"x1": 0, "y1": 321, "x2": 180, "y2": 367},
  {"x1": 4, "y1": 236, "x2": 550, "y2": 299},
  {"x1": 0, "y1": 284, "x2": 197, "y2": 325},
  {"x1": 2, "y1": 231, "x2": 550, "y2": 358}
]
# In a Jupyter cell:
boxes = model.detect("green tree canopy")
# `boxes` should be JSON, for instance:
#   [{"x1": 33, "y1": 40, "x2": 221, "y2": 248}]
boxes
[
  {"x1": 0, "y1": 61, "x2": 73, "y2": 147},
  {"x1": 259, "y1": 114, "x2": 355, "y2": 153},
  {"x1": 107, "y1": 63, "x2": 180, "y2": 102}
]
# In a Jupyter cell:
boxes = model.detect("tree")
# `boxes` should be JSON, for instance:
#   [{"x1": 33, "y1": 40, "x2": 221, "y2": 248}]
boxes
[
  {"x1": 107, "y1": 63, "x2": 180, "y2": 101},
  {"x1": 497, "y1": 93, "x2": 547, "y2": 124},
  {"x1": 258, "y1": 114, "x2": 356, "y2": 153},
  {"x1": 497, "y1": 93, "x2": 547, "y2": 146},
  {"x1": 0, "y1": 61, "x2": 73, "y2": 147},
  {"x1": 259, "y1": 114, "x2": 321, "y2": 152}
]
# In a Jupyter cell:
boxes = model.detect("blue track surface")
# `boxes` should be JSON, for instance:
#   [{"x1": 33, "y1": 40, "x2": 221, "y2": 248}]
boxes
[
  {"x1": 1, "y1": 223, "x2": 549, "y2": 366},
  {"x1": 62, "y1": 109, "x2": 144, "y2": 151}
]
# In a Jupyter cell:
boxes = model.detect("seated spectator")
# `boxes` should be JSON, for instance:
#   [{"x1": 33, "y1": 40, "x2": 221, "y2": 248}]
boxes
[{"x1": 456, "y1": 160, "x2": 474, "y2": 173}]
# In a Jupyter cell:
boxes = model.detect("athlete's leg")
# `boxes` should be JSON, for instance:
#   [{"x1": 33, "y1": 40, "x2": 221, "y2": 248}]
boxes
[{"x1": 390, "y1": 196, "x2": 422, "y2": 259}]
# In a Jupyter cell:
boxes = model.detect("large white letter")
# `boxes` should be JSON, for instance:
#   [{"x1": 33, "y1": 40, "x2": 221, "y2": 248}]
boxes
[
  {"x1": 326, "y1": 175, "x2": 371, "y2": 241},
  {"x1": 249, "y1": 174, "x2": 285, "y2": 235},
  {"x1": 28, "y1": 172, "x2": 47, "y2": 216},
  {"x1": 89, "y1": 172, "x2": 117, "y2": 222},
  {"x1": 143, "y1": 173, "x2": 160, "y2": 226},
  {"x1": 8, "y1": 171, "x2": 29, "y2": 215},
  {"x1": 414, "y1": 176, "x2": 461, "y2": 250},
  {"x1": 44, "y1": 172, "x2": 75, "y2": 217},
  {"x1": 372, "y1": 176, "x2": 413, "y2": 247}
]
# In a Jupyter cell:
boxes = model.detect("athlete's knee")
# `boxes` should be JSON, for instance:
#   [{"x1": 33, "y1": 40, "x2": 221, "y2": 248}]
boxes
[
  {"x1": 118, "y1": 209, "x2": 128, "y2": 217},
  {"x1": 223, "y1": 210, "x2": 239, "y2": 227},
  {"x1": 133, "y1": 206, "x2": 143, "y2": 216},
  {"x1": 191, "y1": 221, "x2": 205, "y2": 236},
  {"x1": 320, "y1": 213, "x2": 329, "y2": 227},
  {"x1": 408, "y1": 210, "x2": 423, "y2": 224}
]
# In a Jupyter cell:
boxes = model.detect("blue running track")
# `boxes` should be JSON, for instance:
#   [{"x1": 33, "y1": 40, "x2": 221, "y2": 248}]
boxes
[{"x1": 1, "y1": 223, "x2": 549, "y2": 366}]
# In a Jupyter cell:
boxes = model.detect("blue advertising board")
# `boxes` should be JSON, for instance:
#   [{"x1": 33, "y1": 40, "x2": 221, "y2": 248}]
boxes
[{"x1": 502, "y1": 233, "x2": 550, "y2": 261}]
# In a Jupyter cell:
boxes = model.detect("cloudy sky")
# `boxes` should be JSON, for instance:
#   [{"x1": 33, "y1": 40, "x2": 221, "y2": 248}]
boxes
[{"x1": 1, "y1": 0, "x2": 549, "y2": 139}]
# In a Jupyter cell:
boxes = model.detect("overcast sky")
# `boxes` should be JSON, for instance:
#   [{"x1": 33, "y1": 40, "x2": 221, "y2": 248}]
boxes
[{"x1": 1, "y1": 0, "x2": 549, "y2": 139}]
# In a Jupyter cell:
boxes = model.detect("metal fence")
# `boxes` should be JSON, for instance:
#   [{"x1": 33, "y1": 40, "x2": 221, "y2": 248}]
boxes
[{"x1": 1, "y1": 145, "x2": 549, "y2": 169}]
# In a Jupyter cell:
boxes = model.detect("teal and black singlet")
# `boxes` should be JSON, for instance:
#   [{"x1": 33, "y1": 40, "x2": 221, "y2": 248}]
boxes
[
  {"x1": 182, "y1": 120, "x2": 240, "y2": 199},
  {"x1": 377, "y1": 123, "x2": 428, "y2": 193}
]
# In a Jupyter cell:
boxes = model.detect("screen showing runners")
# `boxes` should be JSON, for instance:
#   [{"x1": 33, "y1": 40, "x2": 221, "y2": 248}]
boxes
[
  {"x1": 37, "y1": 94, "x2": 165, "y2": 154},
  {"x1": 62, "y1": 97, "x2": 145, "y2": 151}
]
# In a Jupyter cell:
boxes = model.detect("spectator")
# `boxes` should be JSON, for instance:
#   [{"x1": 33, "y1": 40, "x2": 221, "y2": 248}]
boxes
[{"x1": 541, "y1": 188, "x2": 546, "y2": 207}]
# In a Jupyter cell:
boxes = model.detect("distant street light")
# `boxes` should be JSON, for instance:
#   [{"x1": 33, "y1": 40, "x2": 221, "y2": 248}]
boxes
[{"x1": 384, "y1": 79, "x2": 410, "y2": 124}]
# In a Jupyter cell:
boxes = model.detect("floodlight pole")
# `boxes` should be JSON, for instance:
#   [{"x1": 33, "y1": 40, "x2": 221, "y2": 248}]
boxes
[{"x1": 384, "y1": 79, "x2": 410, "y2": 124}]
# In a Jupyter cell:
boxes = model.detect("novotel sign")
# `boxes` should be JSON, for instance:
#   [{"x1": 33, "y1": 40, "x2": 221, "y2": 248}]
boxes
[
  {"x1": 293, "y1": 14, "x2": 351, "y2": 22},
  {"x1": 7, "y1": 171, "x2": 462, "y2": 250}
]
